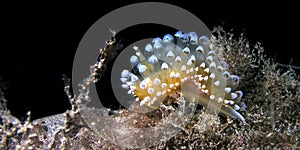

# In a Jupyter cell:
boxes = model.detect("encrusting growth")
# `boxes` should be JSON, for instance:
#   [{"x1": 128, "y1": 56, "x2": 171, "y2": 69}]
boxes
[{"x1": 120, "y1": 31, "x2": 246, "y2": 123}]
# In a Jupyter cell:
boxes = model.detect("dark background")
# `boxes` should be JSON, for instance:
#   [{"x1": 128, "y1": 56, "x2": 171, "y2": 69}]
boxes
[{"x1": 0, "y1": 1, "x2": 297, "y2": 121}]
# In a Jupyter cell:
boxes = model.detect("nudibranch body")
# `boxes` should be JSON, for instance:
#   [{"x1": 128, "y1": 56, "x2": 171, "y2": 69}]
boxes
[{"x1": 120, "y1": 31, "x2": 246, "y2": 123}]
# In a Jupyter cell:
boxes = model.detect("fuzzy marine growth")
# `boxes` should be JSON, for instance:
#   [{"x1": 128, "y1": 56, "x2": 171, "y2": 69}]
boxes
[{"x1": 120, "y1": 31, "x2": 246, "y2": 123}]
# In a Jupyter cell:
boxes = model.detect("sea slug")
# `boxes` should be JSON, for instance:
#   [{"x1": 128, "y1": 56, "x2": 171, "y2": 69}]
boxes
[{"x1": 120, "y1": 31, "x2": 246, "y2": 123}]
